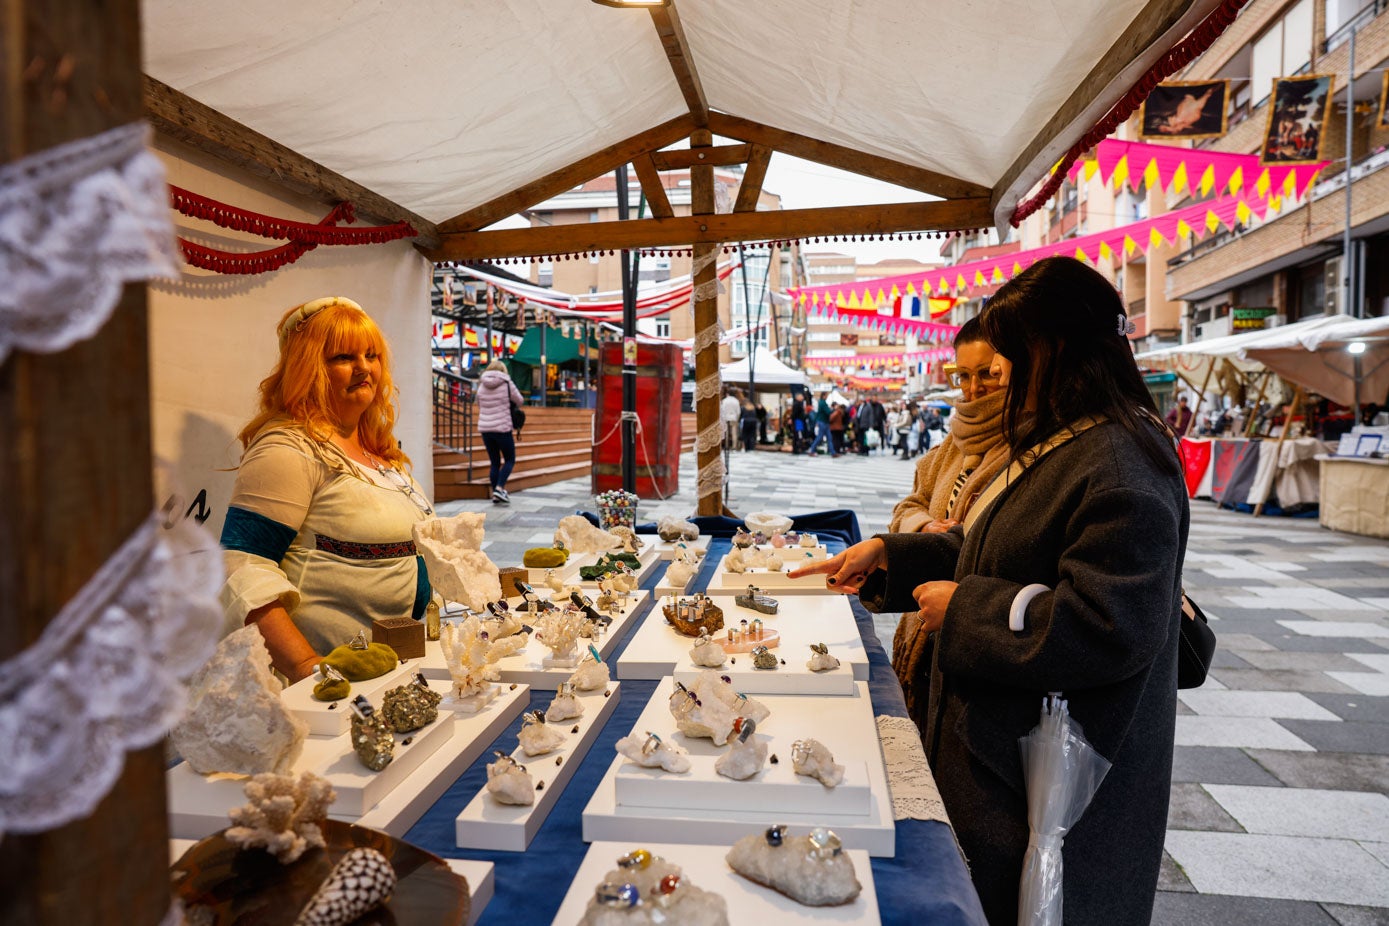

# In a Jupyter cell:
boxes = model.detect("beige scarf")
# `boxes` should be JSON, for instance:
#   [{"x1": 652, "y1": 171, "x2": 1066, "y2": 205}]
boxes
[{"x1": 888, "y1": 390, "x2": 1009, "y2": 532}]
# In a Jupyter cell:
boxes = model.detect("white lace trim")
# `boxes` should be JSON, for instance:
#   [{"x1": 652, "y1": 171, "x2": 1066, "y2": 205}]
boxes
[
  {"x1": 877, "y1": 714, "x2": 950, "y2": 824},
  {"x1": 0, "y1": 514, "x2": 224, "y2": 838},
  {"x1": 0, "y1": 121, "x2": 179, "y2": 365}
]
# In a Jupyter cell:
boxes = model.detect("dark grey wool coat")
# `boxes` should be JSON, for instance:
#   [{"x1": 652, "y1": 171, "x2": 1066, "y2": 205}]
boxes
[{"x1": 862, "y1": 420, "x2": 1188, "y2": 926}]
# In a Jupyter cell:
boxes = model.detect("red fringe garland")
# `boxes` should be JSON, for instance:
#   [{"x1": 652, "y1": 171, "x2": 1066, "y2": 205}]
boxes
[
  {"x1": 169, "y1": 185, "x2": 418, "y2": 274},
  {"x1": 1010, "y1": 0, "x2": 1250, "y2": 227}
]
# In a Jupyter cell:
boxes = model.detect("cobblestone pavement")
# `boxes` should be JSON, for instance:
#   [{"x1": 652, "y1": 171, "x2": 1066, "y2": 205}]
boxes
[{"x1": 439, "y1": 445, "x2": 1389, "y2": 923}]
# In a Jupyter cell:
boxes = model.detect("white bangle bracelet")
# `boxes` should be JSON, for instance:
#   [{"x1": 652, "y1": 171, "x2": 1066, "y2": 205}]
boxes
[{"x1": 1009, "y1": 583, "x2": 1050, "y2": 632}]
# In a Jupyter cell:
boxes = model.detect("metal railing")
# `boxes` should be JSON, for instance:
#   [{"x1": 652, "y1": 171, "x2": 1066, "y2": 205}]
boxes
[
  {"x1": 1324, "y1": 0, "x2": 1386, "y2": 53},
  {"x1": 432, "y1": 369, "x2": 476, "y2": 481}
]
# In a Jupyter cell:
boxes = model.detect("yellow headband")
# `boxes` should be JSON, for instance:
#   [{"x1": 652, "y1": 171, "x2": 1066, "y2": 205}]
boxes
[{"x1": 276, "y1": 296, "x2": 364, "y2": 347}]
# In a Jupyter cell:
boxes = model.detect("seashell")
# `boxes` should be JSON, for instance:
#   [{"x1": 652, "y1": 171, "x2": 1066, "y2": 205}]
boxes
[{"x1": 293, "y1": 847, "x2": 397, "y2": 926}]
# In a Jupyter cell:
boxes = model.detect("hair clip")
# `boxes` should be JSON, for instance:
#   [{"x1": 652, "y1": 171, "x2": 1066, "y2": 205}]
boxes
[{"x1": 1117, "y1": 313, "x2": 1136, "y2": 337}]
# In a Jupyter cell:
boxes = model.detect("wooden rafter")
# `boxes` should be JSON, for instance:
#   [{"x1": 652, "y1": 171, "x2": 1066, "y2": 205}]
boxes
[
  {"x1": 649, "y1": 3, "x2": 709, "y2": 127},
  {"x1": 650, "y1": 144, "x2": 750, "y2": 170},
  {"x1": 734, "y1": 145, "x2": 773, "y2": 213},
  {"x1": 991, "y1": 0, "x2": 1224, "y2": 227},
  {"x1": 425, "y1": 198, "x2": 992, "y2": 261},
  {"x1": 143, "y1": 76, "x2": 440, "y2": 247},
  {"x1": 631, "y1": 154, "x2": 674, "y2": 219},
  {"x1": 436, "y1": 115, "x2": 694, "y2": 233},
  {"x1": 708, "y1": 112, "x2": 991, "y2": 202}
]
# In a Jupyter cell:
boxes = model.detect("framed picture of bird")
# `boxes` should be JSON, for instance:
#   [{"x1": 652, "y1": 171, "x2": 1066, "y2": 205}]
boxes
[
  {"x1": 1261, "y1": 74, "x2": 1335, "y2": 166},
  {"x1": 1140, "y1": 80, "x2": 1229, "y2": 140}
]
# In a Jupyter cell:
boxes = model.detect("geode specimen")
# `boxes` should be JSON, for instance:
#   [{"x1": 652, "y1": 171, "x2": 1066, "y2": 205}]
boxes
[
  {"x1": 350, "y1": 697, "x2": 394, "y2": 772},
  {"x1": 726, "y1": 826, "x2": 861, "y2": 907},
  {"x1": 413, "y1": 512, "x2": 501, "y2": 611},
  {"x1": 172, "y1": 625, "x2": 308, "y2": 776},
  {"x1": 577, "y1": 850, "x2": 727, "y2": 926},
  {"x1": 380, "y1": 674, "x2": 442, "y2": 733},
  {"x1": 294, "y1": 847, "x2": 398, "y2": 926},
  {"x1": 486, "y1": 753, "x2": 535, "y2": 805},
  {"x1": 615, "y1": 732, "x2": 691, "y2": 773},
  {"x1": 517, "y1": 711, "x2": 566, "y2": 757},
  {"x1": 791, "y1": 738, "x2": 844, "y2": 788},
  {"x1": 225, "y1": 772, "x2": 336, "y2": 864}
]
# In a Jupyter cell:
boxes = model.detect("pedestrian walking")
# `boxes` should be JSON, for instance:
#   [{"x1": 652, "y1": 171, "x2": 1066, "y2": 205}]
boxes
[
  {"x1": 477, "y1": 358, "x2": 524, "y2": 503},
  {"x1": 806, "y1": 392, "x2": 837, "y2": 457}
]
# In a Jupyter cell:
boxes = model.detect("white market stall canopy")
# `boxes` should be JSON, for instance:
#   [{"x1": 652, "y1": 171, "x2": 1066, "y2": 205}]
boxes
[
  {"x1": 1137, "y1": 315, "x2": 1389, "y2": 407},
  {"x1": 141, "y1": 0, "x2": 1229, "y2": 255},
  {"x1": 720, "y1": 351, "x2": 807, "y2": 387}
]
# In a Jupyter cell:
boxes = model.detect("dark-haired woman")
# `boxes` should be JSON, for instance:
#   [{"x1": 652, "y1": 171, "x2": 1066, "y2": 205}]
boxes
[{"x1": 792, "y1": 257, "x2": 1188, "y2": 926}]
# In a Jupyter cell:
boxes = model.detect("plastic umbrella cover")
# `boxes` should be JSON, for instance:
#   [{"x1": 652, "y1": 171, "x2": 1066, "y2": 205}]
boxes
[{"x1": 1017, "y1": 693, "x2": 1112, "y2": 926}]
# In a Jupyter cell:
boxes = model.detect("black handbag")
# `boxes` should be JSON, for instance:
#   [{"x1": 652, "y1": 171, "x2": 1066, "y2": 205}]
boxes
[
  {"x1": 509, "y1": 399, "x2": 525, "y2": 435},
  {"x1": 1177, "y1": 592, "x2": 1217, "y2": 689}
]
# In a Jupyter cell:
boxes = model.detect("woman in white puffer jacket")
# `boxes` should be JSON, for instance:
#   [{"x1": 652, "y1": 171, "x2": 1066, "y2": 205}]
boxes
[{"x1": 476, "y1": 359, "x2": 524, "y2": 503}]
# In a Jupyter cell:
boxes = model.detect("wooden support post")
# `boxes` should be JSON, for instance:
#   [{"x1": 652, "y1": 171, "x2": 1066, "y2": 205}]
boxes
[
  {"x1": 1245, "y1": 371, "x2": 1271, "y2": 437},
  {"x1": 1253, "y1": 385, "x2": 1303, "y2": 517},
  {"x1": 1188, "y1": 361, "x2": 1216, "y2": 437},
  {"x1": 690, "y1": 129, "x2": 723, "y2": 517},
  {"x1": 0, "y1": 1, "x2": 167, "y2": 924}
]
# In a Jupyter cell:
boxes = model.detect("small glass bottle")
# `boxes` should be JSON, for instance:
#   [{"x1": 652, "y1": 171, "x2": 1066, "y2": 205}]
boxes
[{"x1": 426, "y1": 595, "x2": 441, "y2": 641}]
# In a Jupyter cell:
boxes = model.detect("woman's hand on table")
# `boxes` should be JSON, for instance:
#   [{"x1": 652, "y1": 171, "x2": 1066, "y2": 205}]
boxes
[
  {"x1": 911, "y1": 581, "x2": 958, "y2": 632},
  {"x1": 787, "y1": 537, "x2": 886, "y2": 594},
  {"x1": 920, "y1": 518, "x2": 960, "y2": 534}
]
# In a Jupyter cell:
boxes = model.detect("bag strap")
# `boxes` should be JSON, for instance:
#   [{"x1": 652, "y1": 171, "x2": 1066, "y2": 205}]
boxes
[{"x1": 962, "y1": 417, "x2": 1105, "y2": 534}]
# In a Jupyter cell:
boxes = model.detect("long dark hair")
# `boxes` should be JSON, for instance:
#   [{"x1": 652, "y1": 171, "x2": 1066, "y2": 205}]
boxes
[{"x1": 979, "y1": 257, "x2": 1177, "y2": 473}]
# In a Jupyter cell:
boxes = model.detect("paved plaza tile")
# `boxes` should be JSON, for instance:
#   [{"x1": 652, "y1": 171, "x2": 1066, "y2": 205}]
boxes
[
  {"x1": 1164, "y1": 832, "x2": 1389, "y2": 906},
  {"x1": 1203, "y1": 785, "x2": 1389, "y2": 841}
]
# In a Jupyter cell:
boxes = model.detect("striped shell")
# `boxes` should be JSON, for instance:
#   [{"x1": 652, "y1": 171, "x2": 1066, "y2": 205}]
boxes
[{"x1": 294, "y1": 847, "x2": 397, "y2": 926}]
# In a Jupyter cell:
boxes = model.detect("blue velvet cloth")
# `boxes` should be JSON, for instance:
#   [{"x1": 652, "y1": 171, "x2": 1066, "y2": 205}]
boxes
[{"x1": 404, "y1": 532, "x2": 986, "y2": 925}]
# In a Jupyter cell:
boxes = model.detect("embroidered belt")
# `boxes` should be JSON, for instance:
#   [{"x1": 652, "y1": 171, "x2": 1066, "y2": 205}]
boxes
[{"x1": 315, "y1": 534, "x2": 417, "y2": 560}]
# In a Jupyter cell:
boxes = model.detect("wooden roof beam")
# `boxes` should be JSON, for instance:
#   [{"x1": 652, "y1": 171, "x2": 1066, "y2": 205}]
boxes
[
  {"x1": 734, "y1": 145, "x2": 773, "y2": 213},
  {"x1": 630, "y1": 154, "x2": 674, "y2": 219},
  {"x1": 143, "y1": 76, "x2": 440, "y2": 248},
  {"x1": 650, "y1": 2, "x2": 709, "y2": 128},
  {"x1": 436, "y1": 114, "x2": 694, "y2": 233},
  {"x1": 425, "y1": 198, "x2": 992, "y2": 262},
  {"x1": 707, "y1": 111, "x2": 991, "y2": 202},
  {"x1": 991, "y1": 0, "x2": 1224, "y2": 229},
  {"x1": 650, "y1": 144, "x2": 750, "y2": 170}
]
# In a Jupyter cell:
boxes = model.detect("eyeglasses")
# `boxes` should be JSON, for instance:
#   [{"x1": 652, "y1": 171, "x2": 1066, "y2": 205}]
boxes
[
  {"x1": 374, "y1": 463, "x2": 434, "y2": 516},
  {"x1": 945, "y1": 367, "x2": 1000, "y2": 389}
]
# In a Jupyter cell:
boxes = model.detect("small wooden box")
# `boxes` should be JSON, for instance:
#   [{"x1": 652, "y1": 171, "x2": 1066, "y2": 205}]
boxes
[
  {"x1": 498, "y1": 566, "x2": 528, "y2": 599},
  {"x1": 372, "y1": 616, "x2": 425, "y2": 659}
]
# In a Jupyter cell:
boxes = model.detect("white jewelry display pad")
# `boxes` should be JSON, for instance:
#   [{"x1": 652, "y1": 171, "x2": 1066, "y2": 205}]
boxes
[
  {"x1": 709, "y1": 552, "x2": 832, "y2": 591},
  {"x1": 552, "y1": 841, "x2": 880, "y2": 925},
  {"x1": 167, "y1": 680, "x2": 530, "y2": 840},
  {"x1": 417, "y1": 591, "x2": 649, "y2": 689},
  {"x1": 649, "y1": 535, "x2": 711, "y2": 561},
  {"x1": 620, "y1": 594, "x2": 867, "y2": 694},
  {"x1": 168, "y1": 841, "x2": 496, "y2": 926},
  {"x1": 282, "y1": 661, "x2": 418, "y2": 737},
  {"x1": 564, "y1": 547, "x2": 664, "y2": 587},
  {"x1": 582, "y1": 681, "x2": 895, "y2": 857},
  {"x1": 454, "y1": 683, "x2": 623, "y2": 852}
]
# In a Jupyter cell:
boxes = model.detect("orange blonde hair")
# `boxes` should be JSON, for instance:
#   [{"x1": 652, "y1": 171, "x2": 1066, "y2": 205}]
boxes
[{"x1": 238, "y1": 300, "x2": 410, "y2": 469}]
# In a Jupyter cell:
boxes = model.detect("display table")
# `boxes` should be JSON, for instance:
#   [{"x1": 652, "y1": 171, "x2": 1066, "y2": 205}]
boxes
[
  {"x1": 1317, "y1": 455, "x2": 1389, "y2": 538},
  {"x1": 1183, "y1": 436, "x2": 1330, "y2": 511},
  {"x1": 401, "y1": 538, "x2": 987, "y2": 925}
]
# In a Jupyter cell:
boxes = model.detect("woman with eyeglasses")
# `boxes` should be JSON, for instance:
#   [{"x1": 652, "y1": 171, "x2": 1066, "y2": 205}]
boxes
[
  {"x1": 220, "y1": 297, "x2": 435, "y2": 683},
  {"x1": 793, "y1": 258, "x2": 1187, "y2": 926}
]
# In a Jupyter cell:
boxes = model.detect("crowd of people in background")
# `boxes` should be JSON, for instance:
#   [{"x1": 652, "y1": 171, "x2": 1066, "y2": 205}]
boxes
[{"x1": 780, "y1": 392, "x2": 950, "y2": 459}]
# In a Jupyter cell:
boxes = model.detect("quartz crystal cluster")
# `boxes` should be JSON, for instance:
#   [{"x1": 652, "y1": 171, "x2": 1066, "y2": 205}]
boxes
[
  {"x1": 726, "y1": 825, "x2": 861, "y2": 906},
  {"x1": 413, "y1": 512, "x2": 501, "y2": 611},
  {"x1": 615, "y1": 732, "x2": 691, "y2": 774},
  {"x1": 554, "y1": 515, "x2": 621, "y2": 554},
  {"x1": 578, "y1": 848, "x2": 728, "y2": 926}
]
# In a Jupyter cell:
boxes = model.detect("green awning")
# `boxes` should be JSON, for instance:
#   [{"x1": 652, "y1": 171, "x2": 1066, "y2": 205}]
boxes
[{"x1": 509, "y1": 327, "x2": 598, "y2": 366}]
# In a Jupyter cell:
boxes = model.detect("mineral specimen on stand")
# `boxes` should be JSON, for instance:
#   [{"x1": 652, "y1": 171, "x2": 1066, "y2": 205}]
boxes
[
  {"x1": 554, "y1": 515, "x2": 621, "y2": 554},
  {"x1": 615, "y1": 732, "x2": 691, "y2": 773},
  {"x1": 225, "y1": 772, "x2": 336, "y2": 863},
  {"x1": 726, "y1": 826, "x2": 861, "y2": 906},
  {"x1": 172, "y1": 626, "x2": 308, "y2": 776},
  {"x1": 546, "y1": 684, "x2": 585, "y2": 722},
  {"x1": 350, "y1": 697, "x2": 394, "y2": 771},
  {"x1": 688, "y1": 629, "x2": 726, "y2": 668},
  {"x1": 791, "y1": 738, "x2": 844, "y2": 787},
  {"x1": 517, "y1": 711, "x2": 566, "y2": 757},
  {"x1": 666, "y1": 557, "x2": 698, "y2": 588},
  {"x1": 568, "y1": 651, "x2": 610, "y2": 691},
  {"x1": 293, "y1": 847, "x2": 398, "y2": 926},
  {"x1": 380, "y1": 675, "x2": 442, "y2": 733},
  {"x1": 486, "y1": 754, "x2": 535, "y2": 805},
  {"x1": 413, "y1": 512, "x2": 501, "y2": 611},
  {"x1": 806, "y1": 643, "x2": 841, "y2": 672},
  {"x1": 609, "y1": 525, "x2": 644, "y2": 553},
  {"x1": 577, "y1": 852, "x2": 727, "y2": 926},
  {"x1": 656, "y1": 516, "x2": 700, "y2": 542},
  {"x1": 714, "y1": 720, "x2": 767, "y2": 781}
]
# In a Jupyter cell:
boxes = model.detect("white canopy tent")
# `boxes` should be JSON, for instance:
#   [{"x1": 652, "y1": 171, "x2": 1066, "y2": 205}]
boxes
[{"x1": 720, "y1": 351, "x2": 807, "y2": 387}]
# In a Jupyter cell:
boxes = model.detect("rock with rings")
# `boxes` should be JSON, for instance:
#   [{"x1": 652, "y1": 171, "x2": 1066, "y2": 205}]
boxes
[
  {"x1": 486, "y1": 752, "x2": 535, "y2": 805},
  {"x1": 726, "y1": 825, "x2": 861, "y2": 907},
  {"x1": 578, "y1": 850, "x2": 728, "y2": 926},
  {"x1": 714, "y1": 718, "x2": 767, "y2": 781},
  {"x1": 615, "y1": 732, "x2": 691, "y2": 774},
  {"x1": 517, "y1": 710, "x2": 566, "y2": 757},
  {"x1": 791, "y1": 738, "x2": 844, "y2": 788},
  {"x1": 806, "y1": 643, "x2": 841, "y2": 673}
]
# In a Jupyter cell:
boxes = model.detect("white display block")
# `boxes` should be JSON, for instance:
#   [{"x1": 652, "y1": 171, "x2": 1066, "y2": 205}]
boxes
[
  {"x1": 582, "y1": 681, "x2": 895, "y2": 857},
  {"x1": 553, "y1": 841, "x2": 880, "y2": 925},
  {"x1": 620, "y1": 594, "x2": 867, "y2": 693},
  {"x1": 653, "y1": 565, "x2": 697, "y2": 598},
  {"x1": 168, "y1": 681, "x2": 530, "y2": 840},
  {"x1": 417, "y1": 591, "x2": 649, "y2": 688},
  {"x1": 617, "y1": 757, "x2": 871, "y2": 815},
  {"x1": 709, "y1": 552, "x2": 833, "y2": 592},
  {"x1": 167, "y1": 842, "x2": 496, "y2": 926},
  {"x1": 649, "y1": 535, "x2": 711, "y2": 561},
  {"x1": 282, "y1": 661, "x2": 417, "y2": 737},
  {"x1": 562, "y1": 547, "x2": 663, "y2": 587},
  {"x1": 455, "y1": 683, "x2": 623, "y2": 852}
]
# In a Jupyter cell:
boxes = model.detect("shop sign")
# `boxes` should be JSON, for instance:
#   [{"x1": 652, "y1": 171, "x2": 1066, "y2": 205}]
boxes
[{"x1": 1232, "y1": 306, "x2": 1276, "y2": 330}]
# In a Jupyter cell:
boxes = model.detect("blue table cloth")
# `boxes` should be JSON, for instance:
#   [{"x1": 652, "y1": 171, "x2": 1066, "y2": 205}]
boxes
[{"x1": 406, "y1": 535, "x2": 986, "y2": 925}]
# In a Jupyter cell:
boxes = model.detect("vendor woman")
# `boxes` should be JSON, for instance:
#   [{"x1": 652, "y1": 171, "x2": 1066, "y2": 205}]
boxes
[{"x1": 220, "y1": 297, "x2": 433, "y2": 682}]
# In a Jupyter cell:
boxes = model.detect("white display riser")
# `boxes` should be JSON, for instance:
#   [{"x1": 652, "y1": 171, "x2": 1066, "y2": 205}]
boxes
[
  {"x1": 530, "y1": 547, "x2": 663, "y2": 589},
  {"x1": 417, "y1": 591, "x2": 648, "y2": 689},
  {"x1": 167, "y1": 681, "x2": 530, "y2": 840},
  {"x1": 168, "y1": 841, "x2": 496, "y2": 926},
  {"x1": 620, "y1": 594, "x2": 867, "y2": 694},
  {"x1": 553, "y1": 841, "x2": 880, "y2": 925},
  {"x1": 283, "y1": 661, "x2": 419, "y2": 737},
  {"x1": 582, "y1": 681, "x2": 895, "y2": 857},
  {"x1": 649, "y1": 535, "x2": 711, "y2": 561},
  {"x1": 454, "y1": 683, "x2": 623, "y2": 852},
  {"x1": 707, "y1": 553, "x2": 833, "y2": 592},
  {"x1": 652, "y1": 566, "x2": 696, "y2": 598}
]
